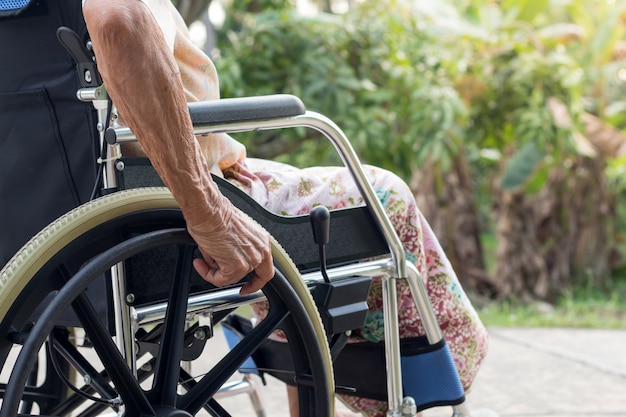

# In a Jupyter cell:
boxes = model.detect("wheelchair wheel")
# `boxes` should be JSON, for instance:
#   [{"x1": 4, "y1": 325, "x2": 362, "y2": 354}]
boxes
[{"x1": 0, "y1": 188, "x2": 334, "y2": 417}]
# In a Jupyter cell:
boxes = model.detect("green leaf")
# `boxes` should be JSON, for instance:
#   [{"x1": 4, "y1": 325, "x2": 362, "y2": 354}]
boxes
[
  {"x1": 524, "y1": 163, "x2": 549, "y2": 194},
  {"x1": 502, "y1": 0, "x2": 549, "y2": 23},
  {"x1": 500, "y1": 142, "x2": 544, "y2": 190}
]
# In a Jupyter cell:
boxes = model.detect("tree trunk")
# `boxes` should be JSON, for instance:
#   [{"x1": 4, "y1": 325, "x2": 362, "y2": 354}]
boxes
[
  {"x1": 492, "y1": 157, "x2": 614, "y2": 302},
  {"x1": 410, "y1": 154, "x2": 496, "y2": 302}
]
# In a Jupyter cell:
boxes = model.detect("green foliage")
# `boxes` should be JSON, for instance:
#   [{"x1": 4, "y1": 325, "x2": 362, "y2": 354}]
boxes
[
  {"x1": 215, "y1": 0, "x2": 467, "y2": 178},
  {"x1": 212, "y1": 0, "x2": 626, "y2": 287},
  {"x1": 215, "y1": 0, "x2": 593, "y2": 188},
  {"x1": 500, "y1": 142, "x2": 543, "y2": 190},
  {"x1": 220, "y1": 0, "x2": 296, "y2": 35},
  {"x1": 454, "y1": 4, "x2": 587, "y2": 191},
  {"x1": 501, "y1": 0, "x2": 550, "y2": 23}
]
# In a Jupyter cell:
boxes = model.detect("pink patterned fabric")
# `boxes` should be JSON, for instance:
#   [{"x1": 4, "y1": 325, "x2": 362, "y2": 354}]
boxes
[{"x1": 226, "y1": 159, "x2": 489, "y2": 417}]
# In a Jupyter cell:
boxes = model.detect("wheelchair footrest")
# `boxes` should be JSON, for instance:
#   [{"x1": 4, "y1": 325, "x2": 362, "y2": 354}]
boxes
[{"x1": 401, "y1": 339, "x2": 465, "y2": 411}]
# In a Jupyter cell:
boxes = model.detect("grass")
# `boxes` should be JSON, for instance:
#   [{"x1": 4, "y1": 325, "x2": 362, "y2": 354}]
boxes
[
  {"x1": 478, "y1": 298, "x2": 626, "y2": 328},
  {"x1": 477, "y1": 274, "x2": 626, "y2": 329}
]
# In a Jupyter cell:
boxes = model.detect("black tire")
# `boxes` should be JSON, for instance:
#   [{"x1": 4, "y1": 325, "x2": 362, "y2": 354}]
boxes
[{"x1": 0, "y1": 188, "x2": 333, "y2": 417}]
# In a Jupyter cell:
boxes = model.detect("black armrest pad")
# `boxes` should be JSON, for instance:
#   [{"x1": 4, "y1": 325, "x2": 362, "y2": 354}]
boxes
[{"x1": 188, "y1": 94, "x2": 306, "y2": 125}]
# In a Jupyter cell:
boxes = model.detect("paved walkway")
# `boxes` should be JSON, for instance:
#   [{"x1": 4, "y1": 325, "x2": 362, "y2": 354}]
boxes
[
  {"x1": 212, "y1": 326, "x2": 626, "y2": 417},
  {"x1": 426, "y1": 327, "x2": 626, "y2": 417}
]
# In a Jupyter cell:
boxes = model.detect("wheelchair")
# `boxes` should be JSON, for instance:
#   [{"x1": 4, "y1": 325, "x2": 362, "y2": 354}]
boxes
[{"x1": 0, "y1": 22, "x2": 474, "y2": 417}]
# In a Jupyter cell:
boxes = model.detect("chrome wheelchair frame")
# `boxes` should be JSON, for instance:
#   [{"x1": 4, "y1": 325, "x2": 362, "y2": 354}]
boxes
[{"x1": 104, "y1": 85, "x2": 471, "y2": 416}]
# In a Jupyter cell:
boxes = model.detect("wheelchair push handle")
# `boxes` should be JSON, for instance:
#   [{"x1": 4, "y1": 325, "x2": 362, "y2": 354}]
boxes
[{"x1": 56, "y1": 26, "x2": 102, "y2": 88}]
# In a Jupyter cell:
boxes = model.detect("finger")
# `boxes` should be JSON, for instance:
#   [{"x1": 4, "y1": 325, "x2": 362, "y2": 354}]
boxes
[
  {"x1": 195, "y1": 248, "x2": 219, "y2": 270},
  {"x1": 255, "y1": 255, "x2": 275, "y2": 283},
  {"x1": 193, "y1": 258, "x2": 226, "y2": 286},
  {"x1": 240, "y1": 274, "x2": 265, "y2": 296},
  {"x1": 205, "y1": 269, "x2": 234, "y2": 288},
  {"x1": 192, "y1": 258, "x2": 210, "y2": 278},
  {"x1": 240, "y1": 258, "x2": 275, "y2": 295},
  {"x1": 206, "y1": 257, "x2": 219, "y2": 270}
]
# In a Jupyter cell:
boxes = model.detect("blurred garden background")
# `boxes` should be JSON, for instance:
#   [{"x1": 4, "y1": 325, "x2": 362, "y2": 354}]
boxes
[{"x1": 173, "y1": 0, "x2": 626, "y2": 328}]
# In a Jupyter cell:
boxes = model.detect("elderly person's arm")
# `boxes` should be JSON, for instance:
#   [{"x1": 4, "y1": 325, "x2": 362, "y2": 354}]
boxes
[{"x1": 82, "y1": 0, "x2": 274, "y2": 295}]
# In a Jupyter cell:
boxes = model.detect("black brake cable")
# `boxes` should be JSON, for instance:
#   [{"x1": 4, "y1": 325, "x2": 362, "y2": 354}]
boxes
[{"x1": 46, "y1": 333, "x2": 122, "y2": 407}]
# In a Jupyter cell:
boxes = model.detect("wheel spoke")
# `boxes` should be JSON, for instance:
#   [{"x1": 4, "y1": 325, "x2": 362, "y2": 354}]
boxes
[
  {"x1": 150, "y1": 245, "x2": 194, "y2": 406},
  {"x1": 178, "y1": 305, "x2": 288, "y2": 414},
  {"x1": 73, "y1": 291, "x2": 154, "y2": 416}
]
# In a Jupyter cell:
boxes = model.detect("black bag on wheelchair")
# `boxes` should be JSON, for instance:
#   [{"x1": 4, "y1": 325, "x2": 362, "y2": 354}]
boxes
[{"x1": 0, "y1": 0, "x2": 99, "y2": 266}]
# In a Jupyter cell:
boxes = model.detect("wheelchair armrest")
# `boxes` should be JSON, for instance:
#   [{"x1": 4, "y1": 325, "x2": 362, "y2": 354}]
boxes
[
  {"x1": 188, "y1": 94, "x2": 306, "y2": 125},
  {"x1": 106, "y1": 94, "x2": 306, "y2": 144}
]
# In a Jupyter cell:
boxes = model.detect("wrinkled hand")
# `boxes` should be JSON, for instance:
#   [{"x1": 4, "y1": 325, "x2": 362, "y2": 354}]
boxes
[{"x1": 187, "y1": 205, "x2": 274, "y2": 296}]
